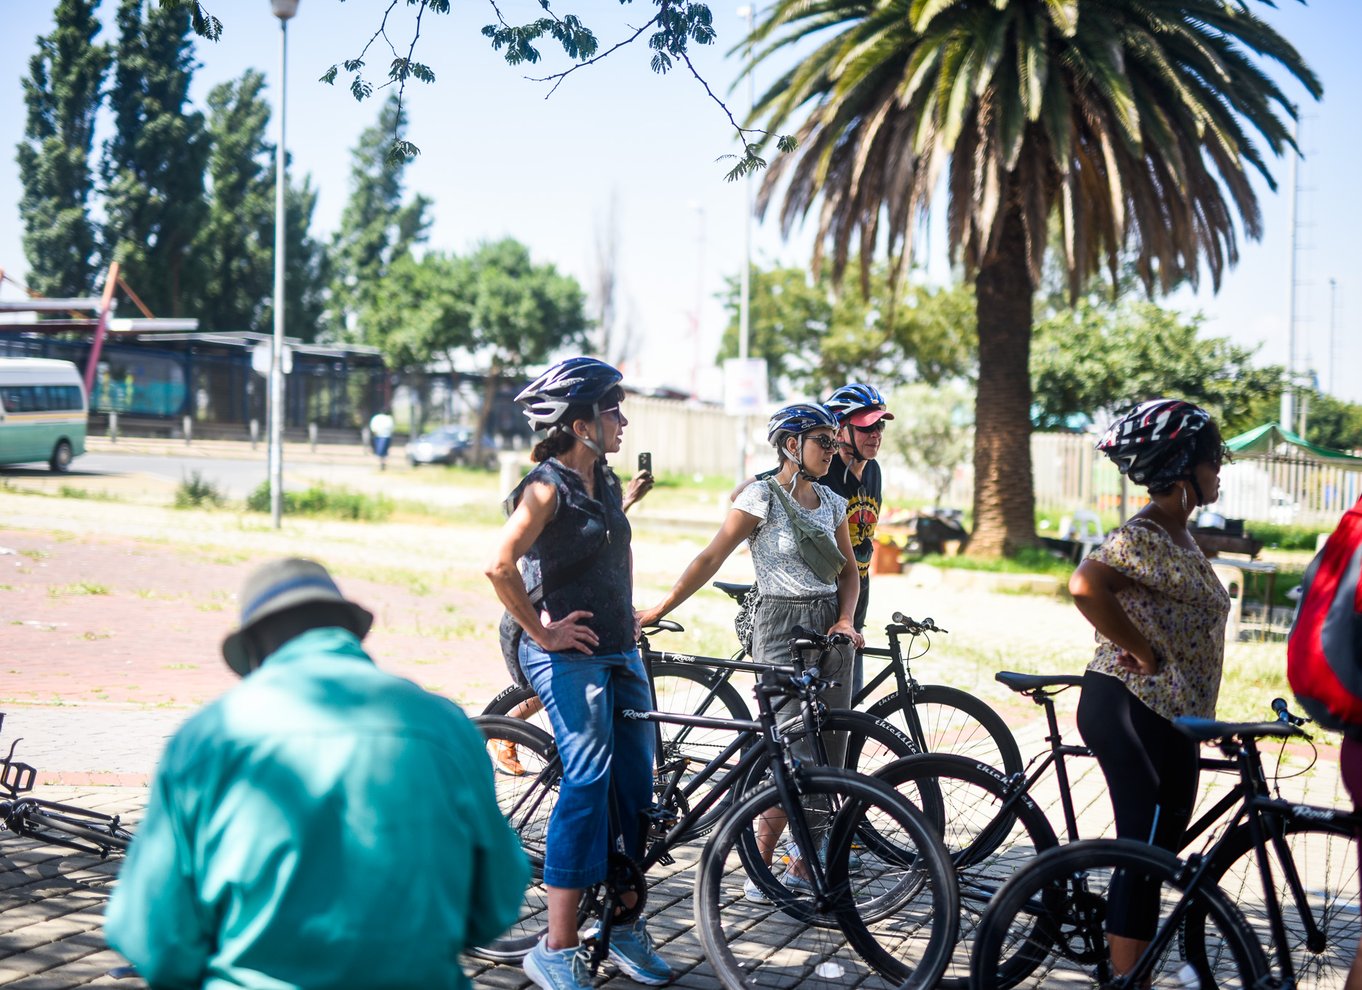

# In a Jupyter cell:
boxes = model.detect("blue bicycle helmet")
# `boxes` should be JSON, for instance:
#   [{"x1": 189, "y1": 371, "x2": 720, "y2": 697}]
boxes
[
  {"x1": 823, "y1": 383, "x2": 893, "y2": 425},
  {"x1": 766, "y1": 403, "x2": 838, "y2": 446},
  {"x1": 515, "y1": 357, "x2": 624, "y2": 432}
]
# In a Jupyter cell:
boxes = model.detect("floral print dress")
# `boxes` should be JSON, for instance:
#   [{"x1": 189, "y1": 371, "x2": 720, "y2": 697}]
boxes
[{"x1": 1085, "y1": 518, "x2": 1232, "y2": 720}]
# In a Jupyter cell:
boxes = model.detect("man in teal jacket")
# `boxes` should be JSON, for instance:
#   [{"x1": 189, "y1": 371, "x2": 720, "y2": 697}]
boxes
[{"x1": 105, "y1": 558, "x2": 528, "y2": 990}]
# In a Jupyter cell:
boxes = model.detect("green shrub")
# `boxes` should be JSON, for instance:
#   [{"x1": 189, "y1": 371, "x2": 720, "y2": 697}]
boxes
[
  {"x1": 1241, "y1": 521, "x2": 1326, "y2": 552},
  {"x1": 918, "y1": 547, "x2": 1076, "y2": 579},
  {"x1": 174, "y1": 471, "x2": 226, "y2": 509},
  {"x1": 245, "y1": 481, "x2": 392, "y2": 521}
]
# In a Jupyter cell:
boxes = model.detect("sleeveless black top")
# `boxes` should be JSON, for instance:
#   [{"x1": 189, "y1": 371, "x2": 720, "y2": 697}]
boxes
[{"x1": 509, "y1": 458, "x2": 634, "y2": 656}]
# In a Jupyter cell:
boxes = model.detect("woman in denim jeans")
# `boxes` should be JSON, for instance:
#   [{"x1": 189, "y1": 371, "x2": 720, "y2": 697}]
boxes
[{"x1": 485, "y1": 358, "x2": 671, "y2": 990}]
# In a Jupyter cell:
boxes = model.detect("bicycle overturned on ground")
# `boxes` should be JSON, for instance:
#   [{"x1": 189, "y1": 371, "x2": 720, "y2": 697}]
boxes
[
  {"x1": 483, "y1": 581, "x2": 1022, "y2": 776},
  {"x1": 0, "y1": 713, "x2": 132, "y2": 859},
  {"x1": 968, "y1": 699, "x2": 1359, "y2": 989},
  {"x1": 471, "y1": 629, "x2": 961, "y2": 990}
]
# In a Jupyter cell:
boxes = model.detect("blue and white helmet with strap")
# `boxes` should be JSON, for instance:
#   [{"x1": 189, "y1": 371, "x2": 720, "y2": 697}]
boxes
[
  {"x1": 515, "y1": 357, "x2": 623, "y2": 432},
  {"x1": 823, "y1": 383, "x2": 888, "y2": 422},
  {"x1": 766, "y1": 403, "x2": 838, "y2": 445}
]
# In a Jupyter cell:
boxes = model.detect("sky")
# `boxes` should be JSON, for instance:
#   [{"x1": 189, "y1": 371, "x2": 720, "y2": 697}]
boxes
[{"x1": 0, "y1": 0, "x2": 1358, "y2": 406}]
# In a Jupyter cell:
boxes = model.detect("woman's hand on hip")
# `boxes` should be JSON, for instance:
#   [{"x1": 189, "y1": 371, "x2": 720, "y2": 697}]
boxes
[
  {"x1": 1115, "y1": 648, "x2": 1160, "y2": 675},
  {"x1": 536, "y1": 610, "x2": 599, "y2": 654},
  {"x1": 828, "y1": 618, "x2": 864, "y2": 650}
]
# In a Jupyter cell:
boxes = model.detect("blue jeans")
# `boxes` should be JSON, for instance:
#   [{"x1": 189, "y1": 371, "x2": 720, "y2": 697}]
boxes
[{"x1": 518, "y1": 639, "x2": 656, "y2": 889}]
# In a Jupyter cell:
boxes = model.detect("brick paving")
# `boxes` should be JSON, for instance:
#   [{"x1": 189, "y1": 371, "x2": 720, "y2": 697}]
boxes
[{"x1": 0, "y1": 697, "x2": 1346, "y2": 989}]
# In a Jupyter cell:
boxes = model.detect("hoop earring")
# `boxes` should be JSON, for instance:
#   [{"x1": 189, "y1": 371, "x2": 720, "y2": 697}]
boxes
[{"x1": 1180, "y1": 486, "x2": 1189, "y2": 515}]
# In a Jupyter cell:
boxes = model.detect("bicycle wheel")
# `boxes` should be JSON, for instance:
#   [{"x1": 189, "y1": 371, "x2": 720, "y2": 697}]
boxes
[
  {"x1": 877, "y1": 753, "x2": 1059, "y2": 989},
  {"x1": 695, "y1": 767, "x2": 958, "y2": 990},
  {"x1": 732, "y1": 709, "x2": 918, "y2": 797},
  {"x1": 972, "y1": 838, "x2": 1269, "y2": 990},
  {"x1": 1182, "y1": 817, "x2": 1359, "y2": 990},
  {"x1": 480, "y1": 684, "x2": 553, "y2": 738},
  {"x1": 868, "y1": 683, "x2": 1023, "y2": 777},
  {"x1": 16, "y1": 803, "x2": 133, "y2": 854},
  {"x1": 467, "y1": 715, "x2": 560, "y2": 962}
]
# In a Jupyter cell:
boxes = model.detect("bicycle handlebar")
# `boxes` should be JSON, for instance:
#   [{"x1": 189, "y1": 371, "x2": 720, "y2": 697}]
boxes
[
  {"x1": 890, "y1": 612, "x2": 948, "y2": 635},
  {"x1": 1271, "y1": 697, "x2": 1310, "y2": 726}
]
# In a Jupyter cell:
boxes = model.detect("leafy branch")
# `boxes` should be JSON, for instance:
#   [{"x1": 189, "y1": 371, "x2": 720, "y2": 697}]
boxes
[{"x1": 173, "y1": 0, "x2": 795, "y2": 175}]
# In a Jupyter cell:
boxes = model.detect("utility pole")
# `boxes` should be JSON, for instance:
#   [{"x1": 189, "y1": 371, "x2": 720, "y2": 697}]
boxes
[
  {"x1": 737, "y1": 3, "x2": 756, "y2": 479},
  {"x1": 1329, "y1": 276, "x2": 1338, "y2": 396},
  {"x1": 1280, "y1": 115, "x2": 1301, "y2": 433}
]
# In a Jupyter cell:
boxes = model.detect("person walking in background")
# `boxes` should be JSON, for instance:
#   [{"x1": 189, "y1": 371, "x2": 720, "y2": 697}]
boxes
[
  {"x1": 821, "y1": 383, "x2": 894, "y2": 694},
  {"x1": 105, "y1": 558, "x2": 527, "y2": 990},
  {"x1": 369, "y1": 408, "x2": 395, "y2": 470},
  {"x1": 485, "y1": 357, "x2": 672, "y2": 990},
  {"x1": 1068, "y1": 399, "x2": 1231, "y2": 983},
  {"x1": 638, "y1": 402, "x2": 862, "y2": 901}
]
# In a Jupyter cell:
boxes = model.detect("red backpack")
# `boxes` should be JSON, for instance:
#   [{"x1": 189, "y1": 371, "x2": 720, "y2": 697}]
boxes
[{"x1": 1288, "y1": 495, "x2": 1362, "y2": 732}]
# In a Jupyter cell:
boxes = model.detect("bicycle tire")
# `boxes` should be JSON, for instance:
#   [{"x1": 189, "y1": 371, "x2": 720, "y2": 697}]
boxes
[
  {"x1": 972, "y1": 838, "x2": 1270, "y2": 990},
  {"x1": 480, "y1": 684, "x2": 553, "y2": 737},
  {"x1": 1182, "y1": 817, "x2": 1359, "y2": 990},
  {"x1": 867, "y1": 683, "x2": 1023, "y2": 777},
  {"x1": 731, "y1": 709, "x2": 918, "y2": 798},
  {"x1": 876, "y1": 753, "x2": 1059, "y2": 989},
  {"x1": 695, "y1": 767, "x2": 958, "y2": 990},
  {"x1": 466, "y1": 716, "x2": 560, "y2": 963},
  {"x1": 15, "y1": 805, "x2": 133, "y2": 853}
]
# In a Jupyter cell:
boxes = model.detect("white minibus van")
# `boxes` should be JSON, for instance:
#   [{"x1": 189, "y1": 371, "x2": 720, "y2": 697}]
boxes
[{"x1": 0, "y1": 358, "x2": 88, "y2": 472}]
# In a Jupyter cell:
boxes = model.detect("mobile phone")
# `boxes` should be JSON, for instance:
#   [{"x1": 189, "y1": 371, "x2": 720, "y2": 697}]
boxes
[{"x1": 638, "y1": 452, "x2": 652, "y2": 474}]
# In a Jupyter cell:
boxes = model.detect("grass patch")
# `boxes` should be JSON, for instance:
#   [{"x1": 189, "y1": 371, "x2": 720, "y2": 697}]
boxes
[
  {"x1": 58, "y1": 485, "x2": 118, "y2": 501},
  {"x1": 174, "y1": 471, "x2": 227, "y2": 509},
  {"x1": 246, "y1": 482, "x2": 393, "y2": 521},
  {"x1": 915, "y1": 547, "x2": 1076, "y2": 580},
  {"x1": 81, "y1": 630, "x2": 112, "y2": 640},
  {"x1": 164, "y1": 662, "x2": 199, "y2": 670},
  {"x1": 49, "y1": 582, "x2": 109, "y2": 597},
  {"x1": 20, "y1": 549, "x2": 49, "y2": 561}
]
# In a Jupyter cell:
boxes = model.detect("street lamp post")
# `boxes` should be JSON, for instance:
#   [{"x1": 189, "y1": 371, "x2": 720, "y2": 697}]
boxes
[
  {"x1": 269, "y1": 0, "x2": 299, "y2": 530},
  {"x1": 736, "y1": 4, "x2": 756, "y2": 480}
]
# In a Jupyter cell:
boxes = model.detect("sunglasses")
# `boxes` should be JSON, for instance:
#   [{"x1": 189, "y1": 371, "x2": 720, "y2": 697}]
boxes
[
  {"x1": 852, "y1": 422, "x2": 886, "y2": 434},
  {"x1": 804, "y1": 434, "x2": 838, "y2": 451}
]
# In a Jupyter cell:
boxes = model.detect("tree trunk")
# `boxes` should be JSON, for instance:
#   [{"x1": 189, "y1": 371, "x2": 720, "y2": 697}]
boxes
[
  {"x1": 967, "y1": 202, "x2": 1040, "y2": 558},
  {"x1": 472, "y1": 361, "x2": 501, "y2": 469}
]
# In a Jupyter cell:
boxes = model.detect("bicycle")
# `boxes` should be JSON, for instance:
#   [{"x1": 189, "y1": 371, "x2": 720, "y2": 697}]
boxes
[
  {"x1": 471, "y1": 629, "x2": 961, "y2": 990},
  {"x1": 472, "y1": 627, "x2": 923, "y2": 956},
  {"x1": 970, "y1": 701, "x2": 1358, "y2": 989},
  {"x1": 0, "y1": 714, "x2": 132, "y2": 859},
  {"x1": 875, "y1": 671, "x2": 1269, "y2": 987},
  {"x1": 485, "y1": 619, "x2": 918, "y2": 840},
  {"x1": 483, "y1": 580, "x2": 1022, "y2": 776}
]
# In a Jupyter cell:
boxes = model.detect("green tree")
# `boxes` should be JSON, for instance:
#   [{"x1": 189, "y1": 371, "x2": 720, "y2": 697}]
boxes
[
  {"x1": 361, "y1": 252, "x2": 473, "y2": 372},
  {"x1": 748, "y1": 0, "x2": 1319, "y2": 556},
  {"x1": 463, "y1": 239, "x2": 591, "y2": 457},
  {"x1": 718, "y1": 261, "x2": 974, "y2": 396},
  {"x1": 189, "y1": 70, "x2": 272, "y2": 333},
  {"x1": 328, "y1": 95, "x2": 431, "y2": 341},
  {"x1": 16, "y1": 0, "x2": 111, "y2": 298},
  {"x1": 188, "y1": 70, "x2": 329, "y2": 341},
  {"x1": 277, "y1": 175, "x2": 330, "y2": 343},
  {"x1": 1030, "y1": 300, "x2": 1283, "y2": 437},
  {"x1": 888, "y1": 381, "x2": 973, "y2": 507},
  {"x1": 1297, "y1": 394, "x2": 1362, "y2": 453},
  {"x1": 100, "y1": 0, "x2": 208, "y2": 317}
]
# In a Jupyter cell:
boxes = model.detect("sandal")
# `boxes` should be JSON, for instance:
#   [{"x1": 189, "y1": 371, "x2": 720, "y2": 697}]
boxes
[{"x1": 492, "y1": 739, "x2": 526, "y2": 776}]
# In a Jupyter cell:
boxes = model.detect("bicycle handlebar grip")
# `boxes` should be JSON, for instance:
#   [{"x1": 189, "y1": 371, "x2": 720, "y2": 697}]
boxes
[{"x1": 1271, "y1": 697, "x2": 1309, "y2": 725}]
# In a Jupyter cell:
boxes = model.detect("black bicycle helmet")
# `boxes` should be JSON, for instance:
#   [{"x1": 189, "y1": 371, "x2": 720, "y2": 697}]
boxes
[
  {"x1": 515, "y1": 357, "x2": 623, "y2": 432},
  {"x1": 1096, "y1": 399, "x2": 1211, "y2": 491}
]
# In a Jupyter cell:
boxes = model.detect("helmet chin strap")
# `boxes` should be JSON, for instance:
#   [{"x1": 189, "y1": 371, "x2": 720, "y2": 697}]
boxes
[
  {"x1": 840, "y1": 428, "x2": 866, "y2": 463},
  {"x1": 567, "y1": 403, "x2": 608, "y2": 459},
  {"x1": 1187, "y1": 474, "x2": 1206, "y2": 509},
  {"x1": 783, "y1": 436, "x2": 821, "y2": 485}
]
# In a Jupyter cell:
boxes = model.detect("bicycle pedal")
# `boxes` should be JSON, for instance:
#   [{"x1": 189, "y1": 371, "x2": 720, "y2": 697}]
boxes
[{"x1": 656, "y1": 851, "x2": 675, "y2": 867}]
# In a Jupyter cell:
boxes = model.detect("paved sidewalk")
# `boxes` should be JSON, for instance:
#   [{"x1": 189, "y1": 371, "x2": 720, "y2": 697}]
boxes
[{"x1": 0, "y1": 706, "x2": 1346, "y2": 988}]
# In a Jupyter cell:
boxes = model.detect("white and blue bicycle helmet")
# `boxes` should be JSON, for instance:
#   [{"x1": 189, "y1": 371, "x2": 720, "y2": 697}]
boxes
[{"x1": 515, "y1": 357, "x2": 624, "y2": 433}]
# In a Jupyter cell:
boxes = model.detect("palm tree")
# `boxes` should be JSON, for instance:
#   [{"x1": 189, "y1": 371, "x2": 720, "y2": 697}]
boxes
[{"x1": 747, "y1": 0, "x2": 1319, "y2": 556}]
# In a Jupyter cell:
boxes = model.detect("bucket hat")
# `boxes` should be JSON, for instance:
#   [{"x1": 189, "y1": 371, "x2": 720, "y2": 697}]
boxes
[{"x1": 221, "y1": 558, "x2": 373, "y2": 676}]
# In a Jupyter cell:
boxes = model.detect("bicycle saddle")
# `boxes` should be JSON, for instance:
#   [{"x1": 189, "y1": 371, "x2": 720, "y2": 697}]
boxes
[
  {"x1": 712, "y1": 581, "x2": 753, "y2": 602},
  {"x1": 995, "y1": 671, "x2": 1085, "y2": 693}
]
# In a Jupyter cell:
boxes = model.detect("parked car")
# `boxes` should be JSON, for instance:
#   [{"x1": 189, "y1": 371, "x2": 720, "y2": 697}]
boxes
[{"x1": 405, "y1": 427, "x2": 498, "y2": 469}]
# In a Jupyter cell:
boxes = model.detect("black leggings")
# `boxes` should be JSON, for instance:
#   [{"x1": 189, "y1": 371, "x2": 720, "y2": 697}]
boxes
[{"x1": 1076, "y1": 670, "x2": 1200, "y2": 940}]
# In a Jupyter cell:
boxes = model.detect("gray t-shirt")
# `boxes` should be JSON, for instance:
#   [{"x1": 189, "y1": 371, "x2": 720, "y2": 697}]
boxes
[{"x1": 734, "y1": 478, "x2": 848, "y2": 597}]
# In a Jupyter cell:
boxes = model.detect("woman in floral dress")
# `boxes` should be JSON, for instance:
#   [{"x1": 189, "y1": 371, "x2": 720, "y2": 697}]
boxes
[{"x1": 1068, "y1": 399, "x2": 1232, "y2": 980}]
